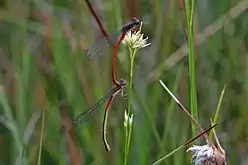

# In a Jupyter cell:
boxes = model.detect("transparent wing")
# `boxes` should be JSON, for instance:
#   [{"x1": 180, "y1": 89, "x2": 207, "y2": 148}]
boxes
[
  {"x1": 73, "y1": 93, "x2": 110, "y2": 126},
  {"x1": 73, "y1": 85, "x2": 121, "y2": 126},
  {"x1": 85, "y1": 31, "x2": 121, "y2": 59}
]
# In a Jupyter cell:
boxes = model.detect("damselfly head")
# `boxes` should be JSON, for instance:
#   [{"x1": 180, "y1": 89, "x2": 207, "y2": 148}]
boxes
[
  {"x1": 130, "y1": 17, "x2": 140, "y2": 33},
  {"x1": 131, "y1": 17, "x2": 140, "y2": 26},
  {"x1": 122, "y1": 20, "x2": 151, "y2": 50},
  {"x1": 119, "y1": 79, "x2": 128, "y2": 98},
  {"x1": 119, "y1": 79, "x2": 127, "y2": 87},
  {"x1": 131, "y1": 17, "x2": 140, "y2": 33},
  {"x1": 122, "y1": 17, "x2": 140, "y2": 34}
]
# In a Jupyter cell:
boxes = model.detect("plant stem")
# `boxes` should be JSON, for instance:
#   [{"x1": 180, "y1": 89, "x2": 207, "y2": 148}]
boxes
[
  {"x1": 124, "y1": 49, "x2": 136, "y2": 165},
  {"x1": 152, "y1": 145, "x2": 184, "y2": 165},
  {"x1": 127, "y1": 121, "x2": 133, "y2": 161},
  {"x1": 37, "y1": 110, "x2": 46, "y2": 165},
  {"x1": 127, "y1": 50, "x2": 136, "y2": 117},
  {"x1": 185, "y1": 0, "x2": 198, "y2": 136},
  {"x1": 124, "y1": 122, "x2": 128, "y2": 164}
]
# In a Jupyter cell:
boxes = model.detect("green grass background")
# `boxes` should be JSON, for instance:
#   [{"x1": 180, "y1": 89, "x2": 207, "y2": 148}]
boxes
[{"x1": 0, "y1": 0, "x2": 248, "y2": 164}]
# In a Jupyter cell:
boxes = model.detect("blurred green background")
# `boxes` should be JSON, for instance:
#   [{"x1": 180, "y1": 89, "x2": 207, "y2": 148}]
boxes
[{"x1": 0, "y1": 0, "x2": 248, "y2": 164}]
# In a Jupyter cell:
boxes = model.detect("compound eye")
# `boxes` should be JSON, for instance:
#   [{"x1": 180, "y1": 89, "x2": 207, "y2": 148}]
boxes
[
  {"x1": 132, "y1": 17, "x2": 140, "y2": 25},
  {"x1": 119, "y1": 79, "x2": 123, "y2": 85},
  {"x1": 119, "y1": 79, "x2": 124, "y2": 85}
]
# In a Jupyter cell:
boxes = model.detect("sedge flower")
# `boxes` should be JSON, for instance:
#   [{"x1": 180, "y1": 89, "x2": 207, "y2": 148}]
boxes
[
  {"x1": 124, "y1": 110, "x2": 133, "y2": 128},
  {"x1": 187, "y1": 144, "x2": 215, "y2": 165},
  {"x1": 122, "y1": 22, "x2": 151, "y2": 50},
  {"x1": 124, "y1": 110, "x2": 128, "y2": 128},
  {"x1": 186, "y1": 126, "x2": 227, "y2": 165}
]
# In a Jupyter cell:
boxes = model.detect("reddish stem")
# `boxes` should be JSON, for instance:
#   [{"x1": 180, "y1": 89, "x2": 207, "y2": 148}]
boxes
[
  {"x1": 112, "y1": 33, "x2": 126, "y2": 85},
  {"x1": 179, "y1": 0, "x2": 185, "y2": 18},
  {"x1": 179, "y1": 0, "x2": 188, "y2": 42},
  {"x1": 185, "y1": 124, "x2": 218, "y2": 146}
]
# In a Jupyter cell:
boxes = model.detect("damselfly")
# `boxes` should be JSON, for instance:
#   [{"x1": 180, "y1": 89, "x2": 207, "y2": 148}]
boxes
[
  {"x1": 84, "y1": 0, "x2": 140, "y2": 85},
  {"x1": 73, "y1": 79, "x2": 127, "y2": 151},
  {"x1": 84, "y1": 17, "x2": 140, "y2": 59}
]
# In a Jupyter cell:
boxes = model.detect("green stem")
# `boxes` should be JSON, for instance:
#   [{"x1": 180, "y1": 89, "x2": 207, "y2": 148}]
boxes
[
  {"x1": 152, "y1": 145, "x2": 184, "y2": 165},
  {"x1": 124, "y1": 49, "x2": 136, "y2": 165},
  {"x1": 185, "y1": 0, "x2": 198, "y2": 136},
  {"x1": 124, "y1": 120, "x2": 128, "y2": 164},
  {"x1": 127, "y1": 121, "x2": 133, "y2": 161},
  {"x1": 37, "y1": 110, "x2": 46, "y2": 165},
  {"x1": 127, "y1": 52, "x2": 135, "y2": 116}
]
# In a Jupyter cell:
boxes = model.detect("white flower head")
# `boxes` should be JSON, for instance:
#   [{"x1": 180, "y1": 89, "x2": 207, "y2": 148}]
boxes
[
  {"x1": 122, "y1": 22, "x2": 151, "y2": 50},
  {"x1": 187, "y1": 144, "x2": 215, "y2": 165},
  {"x1": 124, "y1": 110, "x2": 134, "y2": 128}
]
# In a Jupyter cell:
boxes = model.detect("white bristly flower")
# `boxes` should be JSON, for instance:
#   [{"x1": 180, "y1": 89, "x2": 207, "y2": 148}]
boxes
[
  {"x1": 124, "y1": 110, "x2": 133, "y2": 128},
  {"x1": 187, "y1": 144, "x2": 215, "y2": 165},
  {"x1": 124, "y1": 110, "x2": 128, "y2": 128},
  {"x1": 122, "y1": 22, "x2": 151, "y2": 50},
  {"x1": 129, "y1": 113, "x2": 133, "y2": 126}
]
